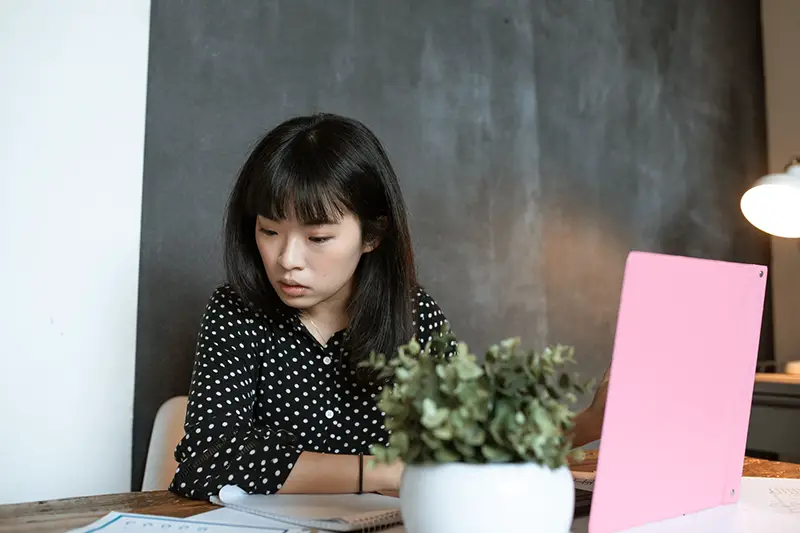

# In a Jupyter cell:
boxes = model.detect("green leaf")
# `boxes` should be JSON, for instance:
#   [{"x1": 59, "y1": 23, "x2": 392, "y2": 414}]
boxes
[
  {"x1": 407, "y1": 337, "x2": 421, "y2": 356},
  {"x1": 422, "y1": 398, "x2": 437, "y2": 419},
  {"x1": 434, "y1": 447, "x2": 460, "y2": 463},
  {"x1": 453, "y1": 440, "x2": 478, "y2": 461},
  {"x1": 532, "y1": 405, "x2": 557, "y2": 436},
  {"x1": 432, "y1": 424, "x2": 453, "y2": 440},
  {"x1": 500, "y1": 338, "x2": 519, "y2": 351},
  {"x1": 488, "y1": 401, "x2": 512, "y2": 445},
  {"x1": 455, "y1": 358, "x2": 483, "y2": 381},
  {"x1": 386, "y1": 445, "x2": 400, "y2": 464},
  {"x1": 456, "y1": 342, "x2": 469, "y2": 358},
  {"x1": 421, "y1": 404, "x2": 449, "y2": 429},
  {"x1": 459, "y1": 423, "x2": 486, "y2": 447},
  {"x1": 481, "y1": 443, "x2": 513, "y2": 462},
  {"x1": 420, "y1": 430, "x2": 441, "y2": 450},
  {"x1": 389, "y1": 430, "x2": 409, "y2": 452},
  {"x1": 406, "y1": 440, "x2": 423, "y2": 463},
  {"x1": 372, "y1": 445, "x2": 388, "y2": 463}
]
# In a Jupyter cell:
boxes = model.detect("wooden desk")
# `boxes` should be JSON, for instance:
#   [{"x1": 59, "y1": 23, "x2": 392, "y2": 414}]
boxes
[
  {"x1": 2, "y1": 452, "x2": 800, "y2": 533},
  {"x1": 755, "y1": 372, "x2": 800, "y2": 385},
  {"x1": 0, "y1": 491, "x2": 215, "y2": 533},
  {"x1": 570, "y1": 450, "x2": 800, "y2": 478}
]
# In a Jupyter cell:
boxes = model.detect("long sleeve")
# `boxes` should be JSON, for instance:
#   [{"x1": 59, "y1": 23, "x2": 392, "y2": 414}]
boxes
[
  {"x1": 414, "y1": 286, "x2": 454, "y2": 347},
  {"x1": 169, "y1": 286, "x2": 303, "y2": 500}
]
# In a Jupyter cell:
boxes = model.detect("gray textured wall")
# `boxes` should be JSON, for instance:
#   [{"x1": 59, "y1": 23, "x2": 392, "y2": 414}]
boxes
[{"x1": 134, "y1": 0, "x2": 771, "y2": 489}]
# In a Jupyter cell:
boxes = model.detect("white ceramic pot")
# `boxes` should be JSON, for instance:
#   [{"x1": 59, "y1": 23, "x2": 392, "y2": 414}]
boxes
[{"x1": 400, "y1": 462, "x2": 574, "y2": 533}]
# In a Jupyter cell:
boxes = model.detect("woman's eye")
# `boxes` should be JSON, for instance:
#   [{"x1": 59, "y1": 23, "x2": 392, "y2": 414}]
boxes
[
  {"x1": 309, "y1": 236, "x2": 332, "y2": 244},
  {"x1": 259, "y1": 228, "x2": 277, "y2": 236}
]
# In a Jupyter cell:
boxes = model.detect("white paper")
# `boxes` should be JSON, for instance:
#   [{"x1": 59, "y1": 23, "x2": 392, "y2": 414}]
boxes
[
  {"x1": 570, "y1": 476, "x2": 800, "y2": 533},
  {"x1": 573, "y1": 471, "x2": 596, "y2": 492},
  {"x1": 193, "y1": 508, "x2": 312, "y2": 530},
  {"x1": 194, "y1": 508, "x2": 408, "y2": 532},
  {"x1": 66, "y1": 511, "x2": 309, "y2": 533},
  {"x1": 738, "y1": 476, "x2": 800, "y2": 515}
]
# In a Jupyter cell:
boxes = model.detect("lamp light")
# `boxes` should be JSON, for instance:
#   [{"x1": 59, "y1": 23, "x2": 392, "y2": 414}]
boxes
[{"x1": 741, "y1": 156, "x2": 800, "y2": 238}]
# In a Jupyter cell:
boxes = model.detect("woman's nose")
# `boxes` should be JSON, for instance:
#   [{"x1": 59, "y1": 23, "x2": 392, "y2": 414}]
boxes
[{"x1": 278, "y1": 237, "x2": 304, "y2": 270}]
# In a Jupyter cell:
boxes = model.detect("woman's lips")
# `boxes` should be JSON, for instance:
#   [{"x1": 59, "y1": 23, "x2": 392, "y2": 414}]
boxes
[{"x1": 278, "y1": 281, "x2": 308, "y2": 297}]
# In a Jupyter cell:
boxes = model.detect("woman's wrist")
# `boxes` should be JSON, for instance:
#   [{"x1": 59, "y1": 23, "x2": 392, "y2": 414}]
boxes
[{"x1": 362, "y1": 457, "x2": 404, "y2": 492}]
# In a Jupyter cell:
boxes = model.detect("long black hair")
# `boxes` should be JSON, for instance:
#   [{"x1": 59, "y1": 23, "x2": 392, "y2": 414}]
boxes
[{"x1": 224, "y1": 112, "x2": 418, "y2": 378}]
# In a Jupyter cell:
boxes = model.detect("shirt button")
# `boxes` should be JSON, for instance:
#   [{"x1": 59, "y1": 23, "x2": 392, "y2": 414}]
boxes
[
  {"x1": 323, "y1": 356, "x2": 332, "y2": 365},
  {"x1": 325, "y1": 409, "x2": 334, "y2": 419}
]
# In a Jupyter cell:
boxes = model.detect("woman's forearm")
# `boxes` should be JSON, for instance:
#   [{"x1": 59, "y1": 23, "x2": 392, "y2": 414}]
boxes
[
  {"x1": 570, "y1": 366, "x2": 610, "y2": 448},
  {"x1": 277, "y1": 451, "x2": 403, "y2": 494},
  {"x1": 569, "y1": 408, "x2": 603, "y2": 448}
]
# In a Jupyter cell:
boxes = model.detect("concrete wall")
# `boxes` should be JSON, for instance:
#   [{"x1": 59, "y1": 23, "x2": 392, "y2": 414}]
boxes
[{"x1": 133, "y1": 0, "x2": 771, "y2": 488}]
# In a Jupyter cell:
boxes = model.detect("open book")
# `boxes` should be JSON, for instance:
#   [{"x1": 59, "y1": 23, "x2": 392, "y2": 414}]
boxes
[{"x1": 210, "y1": 485, "x2": 402, "y2": 532}]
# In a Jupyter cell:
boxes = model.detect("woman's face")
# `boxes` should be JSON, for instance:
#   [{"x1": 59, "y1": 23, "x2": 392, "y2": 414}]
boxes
[{"x1": 255, "y1": 210, "x2": 375, "y2": 312}]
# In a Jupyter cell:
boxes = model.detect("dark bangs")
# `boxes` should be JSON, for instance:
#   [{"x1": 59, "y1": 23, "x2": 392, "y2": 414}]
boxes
[{"x1": 245, "y1": 141, "x2": 352, "y2": 226}]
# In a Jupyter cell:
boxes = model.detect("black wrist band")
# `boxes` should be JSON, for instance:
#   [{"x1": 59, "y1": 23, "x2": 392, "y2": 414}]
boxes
[{"x1": 357, "y1": 453, "x2": 364, "y2": 494}]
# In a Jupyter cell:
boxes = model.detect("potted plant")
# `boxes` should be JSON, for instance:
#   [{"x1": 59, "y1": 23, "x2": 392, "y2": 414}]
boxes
[{"x1": 360, "y1": 327, "x2": 592, "y2": 533}]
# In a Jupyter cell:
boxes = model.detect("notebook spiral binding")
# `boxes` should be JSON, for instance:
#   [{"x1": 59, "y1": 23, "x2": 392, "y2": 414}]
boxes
[{"x1": 348, "y1": 509, "x2": 401, "y2": 532}]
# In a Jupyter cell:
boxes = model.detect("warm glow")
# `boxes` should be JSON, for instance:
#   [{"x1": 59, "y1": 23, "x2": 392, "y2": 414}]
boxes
[{"x1": 740, "y1": 166, "x2": 800, "y2": 238}]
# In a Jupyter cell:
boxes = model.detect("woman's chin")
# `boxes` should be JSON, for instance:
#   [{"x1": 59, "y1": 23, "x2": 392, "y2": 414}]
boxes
[{"x1": 274, "y1": 290, "x2": 316, "y2": 309}]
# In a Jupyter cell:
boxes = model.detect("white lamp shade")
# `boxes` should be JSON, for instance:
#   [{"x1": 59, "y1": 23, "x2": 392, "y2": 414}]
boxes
[{"x1": 740, "y1": 163, "x2": 800, "y2": 238}]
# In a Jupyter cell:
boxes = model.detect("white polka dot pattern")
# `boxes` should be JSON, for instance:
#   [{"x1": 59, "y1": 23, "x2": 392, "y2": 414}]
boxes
[{"x1": 168, "y1": 284, "x2": 448, "y2": 499}]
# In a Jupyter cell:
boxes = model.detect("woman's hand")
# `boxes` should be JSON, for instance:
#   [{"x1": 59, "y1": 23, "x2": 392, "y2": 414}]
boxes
[
  {"x1": 570, "y1": 366, "x2": 610, "y2": 448},
  {"x1": 587, "y1": 365, "x2": 610, "y2": 422}
]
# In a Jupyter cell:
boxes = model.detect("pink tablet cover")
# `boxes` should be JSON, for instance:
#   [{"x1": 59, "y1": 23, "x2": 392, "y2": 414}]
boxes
[{"x1": 588, "y1": 251, "x2": 768, "y2": 533}]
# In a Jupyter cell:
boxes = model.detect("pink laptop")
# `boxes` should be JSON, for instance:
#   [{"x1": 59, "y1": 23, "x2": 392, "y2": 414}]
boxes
[{"x1": 588, "y1": 251, "x2": 768, "y2": 533}]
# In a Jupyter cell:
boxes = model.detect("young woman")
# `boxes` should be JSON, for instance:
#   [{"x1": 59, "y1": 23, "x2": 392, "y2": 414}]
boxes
[{"x1": 168, "y1": 113, "x2": 608, "y2": 501}]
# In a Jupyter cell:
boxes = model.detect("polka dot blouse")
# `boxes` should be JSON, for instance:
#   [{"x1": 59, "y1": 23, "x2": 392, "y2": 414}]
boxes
[{"x1": 169, "y1": 284, "x2": 449, "y2": 500}]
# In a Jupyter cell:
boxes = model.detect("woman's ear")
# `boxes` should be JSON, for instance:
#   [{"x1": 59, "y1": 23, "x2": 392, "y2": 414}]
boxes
[
  {"x1": 362, "y1": 216, "x2": 388, "y2": 253},
  {"x1": 363, "y1": 239, "x2": 380, "y2": 253}
]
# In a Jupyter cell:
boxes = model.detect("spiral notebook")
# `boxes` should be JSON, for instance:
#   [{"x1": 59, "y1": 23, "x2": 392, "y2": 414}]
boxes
[{"x1": 210, "y1": 485, "x2": 402, "y2": 532}]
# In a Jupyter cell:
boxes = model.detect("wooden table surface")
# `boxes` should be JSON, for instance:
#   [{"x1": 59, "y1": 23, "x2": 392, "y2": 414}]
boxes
[
  {"x1": 755, "y1": 372, "x2": 800, "y2": 385},
  {"x1": 569, "y1": 450, "x2": 800, "y2": 478},
  {"x1": 0, "y1": 491, "x2": 217, "y2": 533},
  {"x1": 2, "y1": 451, "x2": 799, "y2": 533}
]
